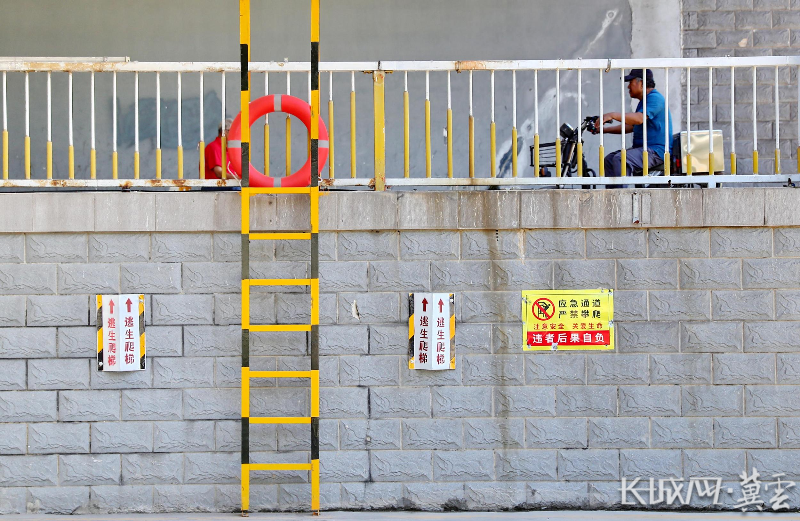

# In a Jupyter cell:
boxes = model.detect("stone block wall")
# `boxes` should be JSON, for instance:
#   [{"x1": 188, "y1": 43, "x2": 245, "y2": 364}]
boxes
[
  {"x1": 682, "y1": 0, "x2": 800, "y2": 174},
  {"x1": 1, "y1": 189, "x2": 800, "y2": 513}
]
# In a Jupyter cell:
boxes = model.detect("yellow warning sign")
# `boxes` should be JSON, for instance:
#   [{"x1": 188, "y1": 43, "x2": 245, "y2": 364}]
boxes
[{"x1": 522, "y1": 289, "x2": 614, "y2": 351}]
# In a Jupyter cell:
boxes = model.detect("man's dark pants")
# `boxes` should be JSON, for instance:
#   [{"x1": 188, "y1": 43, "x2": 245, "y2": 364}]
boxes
[{"x1": 604, "y1": 147, "x2": 664, "y2": 187}]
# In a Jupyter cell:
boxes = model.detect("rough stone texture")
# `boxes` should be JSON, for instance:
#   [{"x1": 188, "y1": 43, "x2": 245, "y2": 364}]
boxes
[{"x1": 3, "y1": 189, "x2": 800, "y2": 513}]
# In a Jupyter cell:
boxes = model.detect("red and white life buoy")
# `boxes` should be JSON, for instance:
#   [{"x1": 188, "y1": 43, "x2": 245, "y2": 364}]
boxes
[{"x1": 227, "y1": 94, "x2": 329, "y2": 187}]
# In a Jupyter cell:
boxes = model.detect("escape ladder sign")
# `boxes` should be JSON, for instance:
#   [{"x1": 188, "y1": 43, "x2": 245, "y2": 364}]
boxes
[
  {"x1": 409, "y1": 293, "x2": 456, "y2": 370},
  {"x1": 97, "y1": 295, "x2": 146, "y2": 371},
  {"x1": 522, "y1": 289, "x2": 614, "y2": 351}
]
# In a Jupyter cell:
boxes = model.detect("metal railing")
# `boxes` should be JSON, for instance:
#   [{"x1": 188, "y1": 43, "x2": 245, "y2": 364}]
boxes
[{"x1": 1, "y1": 56, "x2": 799, "y2": 189}]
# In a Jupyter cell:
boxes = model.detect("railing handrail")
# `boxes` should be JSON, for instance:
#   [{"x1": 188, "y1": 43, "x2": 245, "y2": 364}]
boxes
[
  {"x1": 2, "y1": 54, "x2": 799, "y2": 189},
  {"x1": 2, "y1": 56, "x2": 800, "y2": 73}
]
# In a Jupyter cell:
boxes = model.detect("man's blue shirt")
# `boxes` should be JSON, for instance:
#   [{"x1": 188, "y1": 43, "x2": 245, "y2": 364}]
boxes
[{"x1": 631, "y1": 88, "x2": 673, "y2": 159}]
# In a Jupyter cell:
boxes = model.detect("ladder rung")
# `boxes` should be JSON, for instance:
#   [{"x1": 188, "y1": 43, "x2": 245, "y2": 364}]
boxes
[
  {"x1": 248, "y1": 278, "x2": 312, "y2": 287},
  {"x1": 250, "y1": 417, "x2": 311, "y2": 424},
  {"x1": 244, "y1": 187, "x2": 315, "y2": 195},
  {"x1": 250, "y1": 233, "x2": 311, "y2": 241},
  {"x1": 250, "y1": 370, "x2": 311, "y2": 379},
  {"x1": 247, "y1": 324, "x2": 312, "y2": 332},
  {"x1": 248, "y1": 463, "x2": 312, "y2": 471}
]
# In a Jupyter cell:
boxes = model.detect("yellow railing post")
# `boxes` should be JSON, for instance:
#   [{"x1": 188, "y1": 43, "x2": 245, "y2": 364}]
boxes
[
  {"x1": 490, "y1": 122, "x2": 496, "y2": 177},
  {"x1": 46, "y1": 141, "x2": 53, "y2": 179},
  {"x1": 2, "y1": 129, "x2": 8, "y2": 180},
  {"x1": 403, "y1": 79, "x2": 410, "y2": 178},
  {"x1": 511, "y1": 127, "x2": 518, "y2": 177},
  {"x1": 555, "y1": 138, "x2": 562, "y2": 177},
  {"x1": 373, "y1": 70, "x2": 386, "y2": 191},
  {"x1": 425, "y1": 71, "x2": 431, "y2": 178},
  {"x1": 24, "y1": 136, "x2": 30, "y2": 179}
]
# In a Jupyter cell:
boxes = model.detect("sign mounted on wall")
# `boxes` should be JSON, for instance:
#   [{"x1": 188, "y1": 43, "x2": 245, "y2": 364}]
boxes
[
  {"x1": 97, "y1": 294, "x2": 146, "y2": 371},
  {"x1": 408, "y1": 293, "x2": 455, "y2": 370},
  {"x1": 522, "y1": 289, "x2": 614, "y2": 351}
]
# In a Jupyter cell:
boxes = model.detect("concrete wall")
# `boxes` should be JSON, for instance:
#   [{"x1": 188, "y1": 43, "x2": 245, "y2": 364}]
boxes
[
  {"x1": 2, "y1": 188, "x2": 800, "y2": 513},
  {"x1": 682, "y1": 0, "x2": 800, "y2": 174},
  {"x1": 0, "y1": 0, "x2": 689, "y2": 180}
]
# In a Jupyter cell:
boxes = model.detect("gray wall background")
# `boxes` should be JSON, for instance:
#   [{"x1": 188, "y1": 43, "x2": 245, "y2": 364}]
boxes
[
  {"x1": 2, "y1": 189, "x2": 800, "y2": 513},
  {"x1": 0, "y1": 0, "x2": 686, "y2": 180}
]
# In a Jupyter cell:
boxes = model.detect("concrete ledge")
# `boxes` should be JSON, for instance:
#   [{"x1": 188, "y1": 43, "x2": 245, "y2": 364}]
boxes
[
  {"x1": 703, "y1": 189, "x2": 765, "y2": 227},
  {"x1": 95, "y1": 193, "x2": 156, "y2": 232},
  {"x1": 0, "y1": 188, "x2": 798, "y2": 233}
]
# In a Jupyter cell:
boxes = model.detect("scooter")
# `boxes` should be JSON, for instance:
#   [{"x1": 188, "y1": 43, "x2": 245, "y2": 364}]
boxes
[{"x1": 530, "y1": 117, "x2": 598, "y2": 186}]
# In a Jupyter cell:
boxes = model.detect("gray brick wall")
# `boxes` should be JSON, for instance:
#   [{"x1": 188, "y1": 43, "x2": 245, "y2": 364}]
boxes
[
  {"x1": 682, "y1": 0, "x2": 800, "y2": 174},
  {"x1": 2, "y1": 190, "x2": 800, "y2": 513}
]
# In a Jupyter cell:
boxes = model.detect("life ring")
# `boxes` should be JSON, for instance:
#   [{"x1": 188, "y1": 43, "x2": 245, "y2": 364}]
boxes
[{"x1": 227, "y1": 94, "x2": 329, "y2": 187}]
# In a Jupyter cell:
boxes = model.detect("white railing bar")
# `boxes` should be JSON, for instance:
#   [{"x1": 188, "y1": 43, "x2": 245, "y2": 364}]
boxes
[
  {"x1": 730, "y1": 66, "x2": 734, "y2": 159},
  {"x1": 425, "y1": 71, "x2": 429, "y2": 101},
  {"x1": 287, "y1": 71, "x2": 291, "y2": 95},
  {"x1": 0, "y1": 57, "x2": 129, "y2": 63},
  {"x1": 90, "y1": 71, "x2": 95, "y2": 150},
  {"x1": 708, "y1": 67, "x2": 713, "y2": 160},
  {"x1": 134, "y1": 72, "x2": 139, "y2": 154},
  {"x1": 266, "y1": 71, "x2": 269, "y2": 97},
  {"x1": 686, "y1": 68, "x2": 691, "y2": 173},
  {"x1": 2, "y1": 72, "x2": 6, "y2": 131},
  {"x1": 4, "y1": 57, "x2": 800, "y2": 73},
  {"x1": 621, "y1": 71, "x2": 625, "y2": 161},
  {"x1": 156, "y1": 72, "x2": 161, "y2": 151},
  {"x1": 351, "y1": 71, "x2": 355, "y2": 93},
  {"x1": 112, "y1": 72, "x2": 117, "y2": 153},
  {"x1": 599, "y1": 69, "x2": 604, "y2": 149},
  {"x1": 326, "y1": 174, "x2": 796, "y2": 187},
  {"x1": 577, "y1": 68, "x2": 582, "y2": 142},
  {"x1": 665, "y1": 69, "x2": 669, "y2": 163},
  {"x1": 329, "y1": 71, "x2": 333, "y2": 101},
  {"x1": 512, "y1": 70, "x2": 517, "y2": 129},
  {"x1": 556, "y1": 68, "x2": 560, "y2": 141},
  {"x1": 178, "y1": 72, "x2": 183, "y2": 149},
  {"x1": 490, "y1": 70, "x2": 495, "y2": 123},
  {"x1": 447, "y1": 70, "x2": 452, "y2": 111},
  {"x1": 200, "y1": 72, "x2": 204, "y2": 145},
  {"x1": 775, "y1": 65, "x2": 780, "y2": 162},
  {"x1": 534, "y1": 70, "x2": 538, "y2": 136},
  {"x1": 469, "y1": 71, "x2": 473, "y2": 117},
  {"x1": 24, "y1": 72, "x2": 29, "y2": 138},
  {"x1": 47, "y1": 72, "x2": 52, "y2": 142},
  {"x1": 221, "y1": 72, "x2": 226, "y2": 135},
  {"x1": 753, "y1": 67, "x2": 758, "y2": 160},
  {"x1": 68, "y1": 72, "x2": 73, "y2": 147},
  {"x1": 0, "y1": 175, "x2": 794, "y2": 188},
  {"x1": 643, "y1": 67, "x2": 647, "y2": 155},
  {"x1": 0, "y1": 179, "x2": 240, "y2": 188}
]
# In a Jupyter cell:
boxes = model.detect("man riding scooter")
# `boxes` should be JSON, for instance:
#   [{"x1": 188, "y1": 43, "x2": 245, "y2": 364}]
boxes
[{"x1": 592, "y1": 69, "x2": 673, "y2": 185}]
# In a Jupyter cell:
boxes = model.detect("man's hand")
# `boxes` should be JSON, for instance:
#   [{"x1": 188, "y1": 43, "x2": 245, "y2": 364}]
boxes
[{"x1": 601, "y1": 112, "x2": 619, "y2": 125}]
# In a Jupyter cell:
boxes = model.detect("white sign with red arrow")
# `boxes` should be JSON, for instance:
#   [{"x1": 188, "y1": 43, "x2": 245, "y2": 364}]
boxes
[
  {"x1": 97, "y1": 294, "x2": 145, "y2": 372},
  {"x1": 411, "y1": 292, "x2": 453, "y2": 371}
]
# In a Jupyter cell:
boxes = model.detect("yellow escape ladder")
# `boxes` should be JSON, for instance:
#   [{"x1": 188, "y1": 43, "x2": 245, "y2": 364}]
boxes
[
  {"x1": 240, "y1": 187, "x2": 321, "y2": 515},
  {"x1": 240, "y1": 0, "x2": 322, "y2": 514}
]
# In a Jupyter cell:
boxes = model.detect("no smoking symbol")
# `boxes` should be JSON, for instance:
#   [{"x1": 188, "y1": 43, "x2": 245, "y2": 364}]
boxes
[{"x1": 532, "y1": 298, "x2": 555, "y2": 321}]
